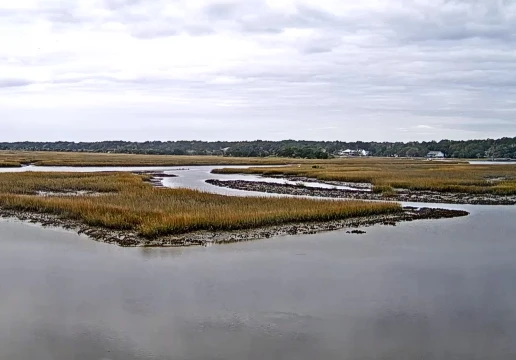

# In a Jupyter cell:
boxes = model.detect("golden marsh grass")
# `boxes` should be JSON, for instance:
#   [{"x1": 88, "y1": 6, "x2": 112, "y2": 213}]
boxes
[
  {"x1": 0, "y1": 151, "x2": 297, "y2": 167},
  {"x1": 0, "y1": 161, "x2": 22, "y2": 168},
  {"x1": 213, "y1": 158, "x2": 516, "y2": 195},
  {"x1": 0, "y1": 172, "x2": 401, "y2": 238}
]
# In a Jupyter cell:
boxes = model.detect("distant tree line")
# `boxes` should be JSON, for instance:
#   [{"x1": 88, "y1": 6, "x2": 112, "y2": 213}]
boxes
[{"x1": 1, "y1": 137, "x2": 516, "y2": 159}]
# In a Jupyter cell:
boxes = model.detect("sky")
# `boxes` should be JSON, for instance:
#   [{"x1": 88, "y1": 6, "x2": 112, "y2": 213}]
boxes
[{"x1": 1, "y1": 0, "x2": 516, "y2": 142}]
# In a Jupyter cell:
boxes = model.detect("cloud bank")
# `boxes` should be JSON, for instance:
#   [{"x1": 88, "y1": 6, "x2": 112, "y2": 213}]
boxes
[{"x1": 1, "y1": 0, "x2": 515, "y2": 141}]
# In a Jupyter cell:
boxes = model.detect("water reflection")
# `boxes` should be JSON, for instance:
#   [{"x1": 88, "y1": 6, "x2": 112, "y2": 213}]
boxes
[
  {"x1": 138, "y1": 247, "x2": 189, "y2": 259},
  {"x1": 1, "y1": 205, "x2": 516, "y2": 359}
]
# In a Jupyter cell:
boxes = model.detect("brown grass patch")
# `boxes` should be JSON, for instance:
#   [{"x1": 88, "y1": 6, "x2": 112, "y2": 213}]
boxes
[
  {"x1": 0, "y1": 151, "x2": 297, "y2": 167},
  {"x1": 0, "y1": 172, "x2": 401, "y2": 238},
  {"x1": 0, "y1": 161, "x2": 22, "y2": 168},
  {"x1": 213, "y1": 158, "x2": 516, "y2": 195}
]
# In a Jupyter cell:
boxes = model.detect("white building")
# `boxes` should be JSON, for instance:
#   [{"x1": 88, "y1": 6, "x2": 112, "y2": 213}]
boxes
[
  {"x1": 337, "y1": 149, "x2": 370, "y2": 157},
  {"x1": 426, "y1": 151, "x2": 445, "y2": 159}
]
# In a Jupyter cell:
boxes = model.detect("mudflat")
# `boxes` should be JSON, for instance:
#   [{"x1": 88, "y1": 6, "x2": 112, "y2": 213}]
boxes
[{"x1": 207, "y1": 179, "x2": 516, "y2": 205}]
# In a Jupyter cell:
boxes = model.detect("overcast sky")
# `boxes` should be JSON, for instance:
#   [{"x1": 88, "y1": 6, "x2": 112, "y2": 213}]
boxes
[{"x1": 1, "y1": 0, "x2": 515, "y2": 142}]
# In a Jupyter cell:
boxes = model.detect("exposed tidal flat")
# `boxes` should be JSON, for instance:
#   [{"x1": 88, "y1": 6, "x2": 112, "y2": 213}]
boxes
[
  {"x1": 207, "y1": 179, "x2": 516, "y2": 205},
  {"x1": 212, "y1": 159, "x2": 516, "y2": 196}
]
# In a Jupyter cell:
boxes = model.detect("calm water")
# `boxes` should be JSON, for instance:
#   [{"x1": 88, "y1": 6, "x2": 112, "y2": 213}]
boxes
[
  {"x1": 2, "y1": 206, "x2": 516, "y2": 359},
  {"x1": 469, "y1": 161, "x2": 516, "y2": 165},
  {"x1": 2, "y1": 166, "x2": 516, "y2": 358}
]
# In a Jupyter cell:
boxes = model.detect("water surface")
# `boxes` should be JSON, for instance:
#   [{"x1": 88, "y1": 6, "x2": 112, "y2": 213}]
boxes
[
  {"x1": 1, "y1": 205, "x2": 516, "y2": 359},
  {"x1": 469, "y1": 161, "x2": 516, "y2": 165},
  {"x1": 2, "y1": 165, "x2": 516, "y2": 359}
]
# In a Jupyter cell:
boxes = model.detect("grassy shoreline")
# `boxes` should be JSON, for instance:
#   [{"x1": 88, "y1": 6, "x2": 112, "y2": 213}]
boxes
[
  {"x1": 212, "y1": 159, "x2": 516, "y2": 196},
  {"x1": 0, "y1": 172, "x2": 401, "y2": 241},
  {"x1": 2, "y1": 151, "x2": 514, "y2": 198},
  {"x1": 0, "y1": 150, "x2": 469, "y2": 168},
  {"x1": 207, "y1": 179, "x2": 516, "y2": 205},
  {"x1": 0, "y1": 205, "x2": 468, "y2": 247},
  {"x1": 0, "y1": 151, "x2": 298, "y2": 167},
  {"x1": 0, "y1": 161, "x2": 22, "y2": 168}
]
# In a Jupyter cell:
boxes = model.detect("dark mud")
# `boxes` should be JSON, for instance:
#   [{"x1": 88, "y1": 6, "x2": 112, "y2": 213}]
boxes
[
  {"x1": 0, "y1": 206, "x2": 468, "y2": 248},
  {"x1": 347, "y1": 229, "x2": 367, "y2": 234},
  {"x1": 207, "y1": 179, "x2": 516, "y2": 205},
  {"x1": 265, "y1": 174, "x2": 373, "y2": 190}
]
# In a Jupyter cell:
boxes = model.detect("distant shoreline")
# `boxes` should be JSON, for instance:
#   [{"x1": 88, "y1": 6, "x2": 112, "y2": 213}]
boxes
[{"x1": 2, "y1": 137, "x2": 516, "y2": 159}]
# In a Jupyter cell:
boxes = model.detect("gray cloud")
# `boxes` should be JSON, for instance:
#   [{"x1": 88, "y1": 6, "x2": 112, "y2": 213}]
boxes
[
  {"x1": 385, "y1": 1, "x2": 516, "y2": 43},
  {"x1": 235, "y1": 4, "x2": 342, "y2": 34},
  {"x1": 1, "y1": 0, "x2": 516, "y2": 141},
  {"x1": 203, "y1": 2, "x2": 239, "y2": 19},
  {"x1": 0, "y1": 79, "x2": 33, "y2": 89},
  {"x1": 104, "y1": 0, "x2": 145, "y2": 11}
]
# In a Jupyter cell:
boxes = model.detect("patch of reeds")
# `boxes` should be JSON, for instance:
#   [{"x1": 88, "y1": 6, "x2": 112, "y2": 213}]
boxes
[
  {"x1": 0, "y1": 151, "x2": 294, "y2": 167},
  {"x1": 0, "y1": 172, "x2": 401, "y2": 238},
  {"x1": 0, "y1": 161, "x2": 22, "y2": 168},
  {"x1": 213, "y1": 159, "x2": 516, "y2": 195},
  {"x1": 0, "y1": 172, "x2": 139, "y2": 194}
]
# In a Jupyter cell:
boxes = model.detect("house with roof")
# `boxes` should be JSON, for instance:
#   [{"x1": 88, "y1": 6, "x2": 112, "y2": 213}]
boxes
[
  {"x1": 337, "y1": 149, "x2": 370, "y2": 157},
  {"x1": 426, "y1": 151, "x2": 445, "y2": 159}
]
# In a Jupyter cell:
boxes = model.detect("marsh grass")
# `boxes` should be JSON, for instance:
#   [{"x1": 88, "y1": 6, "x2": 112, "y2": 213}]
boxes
[
  {"x1": 0, "y1": 172, "x2": 401, "y2": 238},
  {"x1": 0, "y1": 161, "x2": 22, "y2": 168},
  {"x1": 213, "y1": 158, "x2": 516, "y2": 195},
  {"x1": 0, "y1": 151, "x2": 294, "y2": 167},
  {"x1": 372, "y1": 185, "x2": 396, "y2": 196}
]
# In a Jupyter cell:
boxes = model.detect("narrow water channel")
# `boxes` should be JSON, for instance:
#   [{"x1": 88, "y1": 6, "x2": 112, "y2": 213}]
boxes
[{"x1": 0, "y1": 164, "x2": 362, "y2": 197}]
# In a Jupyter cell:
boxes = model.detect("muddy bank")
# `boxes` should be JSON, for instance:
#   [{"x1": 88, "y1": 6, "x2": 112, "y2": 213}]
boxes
[
  {"x1": 264, "y1": 174, "x2": 373, "y2": 190},
  {"x1": 0, "y1": 206, "x2": 468, "y2": 248},
  {"x1": 206, "y1": 179, "x2": 516, "y2": 205},
  {"x1": 132, "y1": 171, "x2": 177, "y2": 187}
]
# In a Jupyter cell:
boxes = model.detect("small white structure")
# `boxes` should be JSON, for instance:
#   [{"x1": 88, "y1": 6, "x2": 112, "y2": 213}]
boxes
[
  {"x1": 427, "y1": 151, "x2": 445, "y2": 159},
  {"x1": 337, "y1": 149, "x2": 369, "y2": 157}
]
